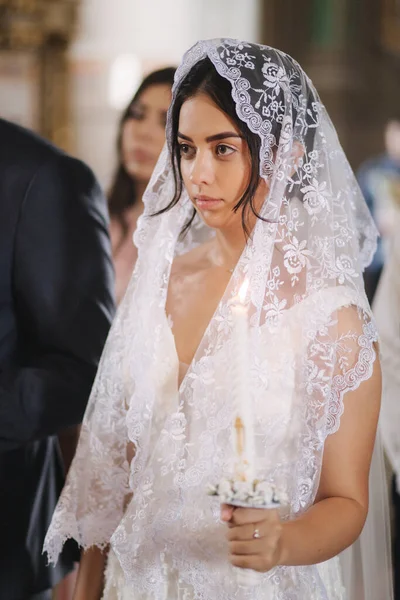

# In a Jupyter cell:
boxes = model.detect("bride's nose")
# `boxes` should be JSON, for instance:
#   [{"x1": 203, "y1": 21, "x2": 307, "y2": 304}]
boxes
[{"x1": 189, "y1": 151, "x2": 215, "y2": 186}]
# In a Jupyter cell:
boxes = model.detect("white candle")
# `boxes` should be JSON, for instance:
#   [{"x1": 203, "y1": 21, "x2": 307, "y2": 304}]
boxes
[{"x1": 231, "y1": 280, "x2": 255, "y2": 481}]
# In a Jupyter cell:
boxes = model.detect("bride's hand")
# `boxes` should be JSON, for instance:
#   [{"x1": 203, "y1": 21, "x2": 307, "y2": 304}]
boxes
[{"x1": 221, "y1": 504, "x2": 283, "y2": 572}]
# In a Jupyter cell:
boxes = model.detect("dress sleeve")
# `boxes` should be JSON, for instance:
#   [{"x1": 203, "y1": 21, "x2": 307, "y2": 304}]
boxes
[
  {"x1": 298, "y1": 290, "x2": 379, "y2": 440},
  {"x1": 326, "y1": 304, "x2": 378, "y2": 436}
]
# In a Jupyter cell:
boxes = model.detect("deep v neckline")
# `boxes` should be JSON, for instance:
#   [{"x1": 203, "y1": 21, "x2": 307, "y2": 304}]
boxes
[
  {"x1": 164, "y1": 232, "x2": 252, "y2": 394},
  {"x1": 164, "y1": 272, "x2": 236, "y2": 395},
  {"x1": 164, "y1": 303, "x2": 221, "y2": 395}
]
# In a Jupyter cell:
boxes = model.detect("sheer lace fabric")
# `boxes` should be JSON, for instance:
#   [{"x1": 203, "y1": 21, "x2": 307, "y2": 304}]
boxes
[
  {"x1": 97, "y1": 287, "x2": 374, "y2": 600},
  {"x1": 103, "y1": 549, "x2": 346, "y2": 600},
  {"x1": 44, "y1": 39, "x2": 391, "y2": 599},
  {"x1": 99, "y1": 289, "x2": 370, "y2": 600}
]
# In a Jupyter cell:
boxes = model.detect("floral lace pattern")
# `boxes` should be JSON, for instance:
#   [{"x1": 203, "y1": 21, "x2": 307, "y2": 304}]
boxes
[
  {"x1": 103, "y1": 550, "x2": 346, "y2": 600},
  {"x1": 44, "y1": 39, "x2": 380, "y2": 599}
]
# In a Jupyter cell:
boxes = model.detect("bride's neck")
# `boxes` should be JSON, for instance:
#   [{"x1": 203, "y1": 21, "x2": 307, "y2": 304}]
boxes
[{"x1": 212, "y1": 225, "x2": 248, "y2": 271}]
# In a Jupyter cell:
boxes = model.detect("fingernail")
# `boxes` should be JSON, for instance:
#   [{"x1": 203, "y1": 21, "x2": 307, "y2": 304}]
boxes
[{"x1": 221, "y1": 508, "x2": 229, "y2": 521}]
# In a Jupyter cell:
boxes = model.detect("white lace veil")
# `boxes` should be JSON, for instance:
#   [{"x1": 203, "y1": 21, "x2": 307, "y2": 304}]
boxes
[{"x1": 45, "y1": 39, "x2": 393, "y2": 599}]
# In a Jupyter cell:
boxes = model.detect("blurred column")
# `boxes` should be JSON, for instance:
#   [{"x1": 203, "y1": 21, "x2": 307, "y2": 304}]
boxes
[
  {"x1": 39, "y1": 1, "x2": 78, "y2": 151},
  {"x1": 381, "y1": 0, "x2": 400, "y2": 57},
  {"x1": 305, "y1": 0, "x2": 352, "y2": 145},
  {"x1": 0, "y1": 1, "x2": 41, "y2": 130},
  {"x1": 259, "y1": 0, "x2": 384, "y2": 167},
  {"x1": 0, "y1": 0, "x2": 78, "y2": 151},
  {"x1": 260, "y1": 0, "x2": 311, "y2": 64},
  {"x1": 70, "y1": 0, "x2": 262, "y2": 186}
]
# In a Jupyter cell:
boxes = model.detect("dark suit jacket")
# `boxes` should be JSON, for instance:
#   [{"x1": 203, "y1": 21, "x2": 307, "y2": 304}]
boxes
[{"x1": 0, "y1": 119, "x2": 115, "y2": 599}]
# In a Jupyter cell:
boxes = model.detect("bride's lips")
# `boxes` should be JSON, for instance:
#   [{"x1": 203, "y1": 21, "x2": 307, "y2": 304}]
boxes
[{"x1": 195, "y1": 195, "x2": 223, "y2": 210}]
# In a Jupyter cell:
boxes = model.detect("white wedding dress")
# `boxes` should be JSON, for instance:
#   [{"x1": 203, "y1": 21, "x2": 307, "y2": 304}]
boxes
[
  {"x1": 100, "y1": 287, "x2": 365, "y2": 600},
  {"x1": 103, "y1": 552, "x2": 345, "y2": 600},
  {"x1": 44, "y1": 38, "x2": 393, "y2": 600}
]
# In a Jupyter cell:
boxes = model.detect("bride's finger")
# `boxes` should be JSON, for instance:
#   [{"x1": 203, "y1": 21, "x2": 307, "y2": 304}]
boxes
[
  {"x1": 229, "y1": 554, "x2": 266, "y2": 572},
  {"x1": 227, "y1": 523, "x2": 262, "y2": 541},
  {"x1": 220, "y1": 504, "x2": 235, "y2": 522},
  {"x1": 229, "y1": 538, "x2": 265, "y2": 555},
  {"x1": 230, "y1": 507, "x2": 279, "y2": 526}
]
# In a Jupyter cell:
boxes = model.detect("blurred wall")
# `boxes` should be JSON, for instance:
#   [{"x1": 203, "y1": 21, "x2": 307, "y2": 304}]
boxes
[
  {"x1": 2, "y1": 1, "x2": 399, "y2": 180},
  {"x1": 69, "y1": 0, "x2": 261, "y2": 188},
  {"x1": 260, "y1": 0, "x2": 400, "y2": 169}
]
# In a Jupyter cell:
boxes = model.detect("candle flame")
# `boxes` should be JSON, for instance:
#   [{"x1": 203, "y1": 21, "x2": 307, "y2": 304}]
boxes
[{"x1": 238, "y1": 279, "x2": 249, "y2": 304}]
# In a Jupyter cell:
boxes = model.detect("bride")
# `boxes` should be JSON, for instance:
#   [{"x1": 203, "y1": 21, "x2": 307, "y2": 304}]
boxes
[{"x1": 44, "y1": 39, "x2": 393, "y2": 599}]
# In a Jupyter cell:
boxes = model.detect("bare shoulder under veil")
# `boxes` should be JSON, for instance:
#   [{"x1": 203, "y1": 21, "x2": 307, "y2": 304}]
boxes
[{"x1": 45, "y1": 39, "x2": 393, "y2": 599}]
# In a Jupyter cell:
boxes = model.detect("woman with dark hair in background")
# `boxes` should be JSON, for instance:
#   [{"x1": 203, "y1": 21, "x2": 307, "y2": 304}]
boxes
[{"x1": 108, "y1": 67, "x2": 175, "y2": 303}]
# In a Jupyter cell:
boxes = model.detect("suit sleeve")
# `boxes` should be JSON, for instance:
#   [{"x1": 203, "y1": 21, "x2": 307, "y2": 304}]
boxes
[{"x1": 0, "y1": 153, "x2": 116, "y2": 451}]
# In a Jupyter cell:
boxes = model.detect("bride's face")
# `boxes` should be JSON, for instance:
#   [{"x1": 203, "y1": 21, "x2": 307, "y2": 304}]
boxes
[{"x1": 178, "y1": 93, "x2": 262, "y2": 231}]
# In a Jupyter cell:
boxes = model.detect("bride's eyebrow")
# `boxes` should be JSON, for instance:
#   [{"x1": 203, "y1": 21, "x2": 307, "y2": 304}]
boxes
[{"x1": 177, "y1": 131, "x2": 243, "y2": 143}]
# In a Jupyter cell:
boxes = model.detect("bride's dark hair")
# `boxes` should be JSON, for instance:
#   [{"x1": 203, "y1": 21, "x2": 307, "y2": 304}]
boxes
[{"x1": 156, "y1": 57, "x2": 264, "y2": 236}]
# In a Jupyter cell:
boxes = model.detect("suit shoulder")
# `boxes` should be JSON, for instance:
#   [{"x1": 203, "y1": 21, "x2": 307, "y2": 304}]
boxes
[
  {"x1": 27, "y1": 146, "x2": 109, "y2": 226},
  {"x1": 0, "y1": 118, "x2": 64, "y2": 165},
  {"x1": 0, "y1": 119, "x2": 97, "y2": 186},
  {"x1": 56, "y1": 153, "x2": 99, "y2": 189}
]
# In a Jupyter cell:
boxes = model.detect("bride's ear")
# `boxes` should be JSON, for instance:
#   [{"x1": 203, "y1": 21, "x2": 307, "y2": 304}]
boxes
[{"x1": 289, "y1": 140, "x2": 305, "y2": 176}]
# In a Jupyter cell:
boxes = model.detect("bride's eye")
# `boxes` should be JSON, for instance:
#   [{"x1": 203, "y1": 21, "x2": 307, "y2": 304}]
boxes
[
  {"x1": 216, "y1": 144, "x2": 235, "y2": 157},
  {"x1": 179, "y1": 143, "x2": 195, "y2": 159}
]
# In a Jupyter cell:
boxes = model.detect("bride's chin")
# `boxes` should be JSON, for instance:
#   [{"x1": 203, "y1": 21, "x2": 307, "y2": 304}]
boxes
[
  {"x1": 196, "y1": 209, "x2": 230, "y2": 230},
  {"x1": 198, "y1": 215, "x2": 226, "y2": 230}
]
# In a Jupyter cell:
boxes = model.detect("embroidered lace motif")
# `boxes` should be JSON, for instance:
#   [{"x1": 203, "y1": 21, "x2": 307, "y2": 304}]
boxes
[{"x1": 44, "y1": 39, "x2": 381, "y2": 600}]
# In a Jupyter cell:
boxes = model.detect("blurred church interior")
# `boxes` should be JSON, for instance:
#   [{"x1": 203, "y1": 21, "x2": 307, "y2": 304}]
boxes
[{"x1": 1, "y1": 0, "x2": 399, "y2": 188}]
